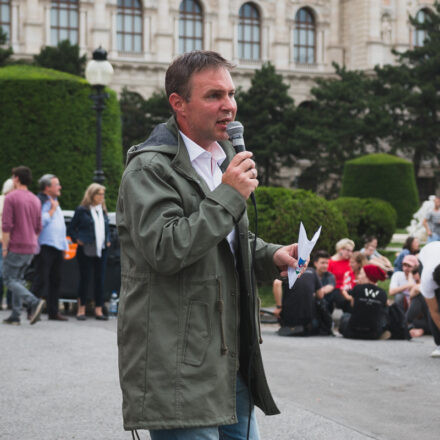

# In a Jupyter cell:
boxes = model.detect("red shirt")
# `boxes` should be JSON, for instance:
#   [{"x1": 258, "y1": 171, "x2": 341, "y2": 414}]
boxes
[{"x1": 328, "y1": 258, "x2": 354, "y2": 289}]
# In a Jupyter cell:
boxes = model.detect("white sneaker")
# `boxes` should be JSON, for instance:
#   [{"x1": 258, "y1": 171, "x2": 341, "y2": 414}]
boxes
[{"x1": 430, "y1": 346, "x2": 440, "y2": 358}]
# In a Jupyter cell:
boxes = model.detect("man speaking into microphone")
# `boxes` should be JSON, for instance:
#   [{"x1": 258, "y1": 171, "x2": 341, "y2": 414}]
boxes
[{"x1": 116, "y1": 50, "x2": 300, "y2": 440}]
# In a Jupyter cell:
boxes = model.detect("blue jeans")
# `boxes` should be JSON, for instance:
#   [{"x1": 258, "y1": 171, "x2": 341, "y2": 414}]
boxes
[
  {"x1": 149, "y1": 374, "x2": 260, "y2": 440},
  {"x1": 3, "y1": 252, "x2": 39, "y2": 319}
]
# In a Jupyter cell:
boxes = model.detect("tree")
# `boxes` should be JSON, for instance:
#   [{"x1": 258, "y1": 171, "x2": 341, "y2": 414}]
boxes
[
  {"x1": 119, "y1": 88, "x2": 170, "y2": 159},
  {"x1": 0, "y1": 26, "x2": 13, "y2": 66},
  {"x1": 373, "y1": 2, "x2": 440, "y2": 178},
  {"x1": 34, "y1": 40, "x2": 87, "y2": 76},
  {"x1": 235, "y1": 62, "x2": 297, "y2": 186},
  {"x1": 293, "y1": 64, "x2": 392, "y2": 197}
]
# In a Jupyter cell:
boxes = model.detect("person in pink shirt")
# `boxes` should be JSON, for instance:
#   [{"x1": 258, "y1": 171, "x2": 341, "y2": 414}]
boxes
[{"x1": 2, "y1": 166, "x2": 44, "y2": 325}]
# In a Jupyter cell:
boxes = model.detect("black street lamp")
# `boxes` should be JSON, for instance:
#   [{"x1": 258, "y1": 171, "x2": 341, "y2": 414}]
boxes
[{"x1": 85, "y1": 46, "x2": 114, "y2": 184}]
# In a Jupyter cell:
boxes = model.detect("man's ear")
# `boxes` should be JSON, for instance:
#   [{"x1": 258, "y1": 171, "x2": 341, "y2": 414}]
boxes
[{"x1": 169, "y1": 93, "x2": 185, "y2": 116}]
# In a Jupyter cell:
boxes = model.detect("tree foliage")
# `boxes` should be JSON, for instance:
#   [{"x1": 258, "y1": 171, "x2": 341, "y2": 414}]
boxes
[
  {"x1": 340, "y1": 154, "x2": 419, "y2": 228},
  {"x1": 0, "y1": 26, "x2": 13, "y2": 66},
  {"x1": 34, "y1": 40, "x2": 87, "y2": 76},
  {"x1": 247, "y1": 187, "x2": 348, "y2": 254},
  {"x1": 120, "y1": 88, "x2": 171, "y2": 160},
  {"x1": 330, "y1": 197, "x2": 397, "y2": 249},
  {"x1": 0, "y1": 65, "x2": 123, "y2": 210},
  {"x1": 236, "y1": 62, "x2": 297, "y2": 185},
  {"x1": 293, "y1": 64, "x2": 392, "y2": 197},
  {"x1": 373, "y1": 2, "x2": 440, "y2": 177}
]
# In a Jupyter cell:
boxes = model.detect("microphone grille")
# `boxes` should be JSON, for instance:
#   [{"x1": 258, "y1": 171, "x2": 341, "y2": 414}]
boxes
[{"x1": 226, "y1": 121, "x2": 244, "y2": 138}]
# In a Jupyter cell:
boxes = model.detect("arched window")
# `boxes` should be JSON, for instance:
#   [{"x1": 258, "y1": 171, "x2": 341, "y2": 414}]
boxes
[
  {"x1": 413, "y1": 9, "x2": 429, "y2": 47},
  {"x1": 0, "y1": 0, "x2": 11, "y2": 41},
  {"x1": 238, "y1": 3, "x2": 260, "y2": 61},
  {"x1": 294, "y1": 8, "x2": 315, "y2": 64},
  {"x1": 117, "y1": 0, "x2": 143, "y2": 53},
  {"x1": 50, "y1": 0, "x2": 79, "y2": 45},
  {"x1": 179, "y1": 0, "x2": 203, "y2": 54}
]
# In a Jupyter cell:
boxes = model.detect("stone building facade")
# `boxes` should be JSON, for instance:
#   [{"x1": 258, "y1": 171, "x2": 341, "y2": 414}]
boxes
[
  {"x1": 1, "y1": 0, "x2": 437, "y2": 195},
  {"x1": 1, "y1": 0, "x2": 435, "y2": 102}
]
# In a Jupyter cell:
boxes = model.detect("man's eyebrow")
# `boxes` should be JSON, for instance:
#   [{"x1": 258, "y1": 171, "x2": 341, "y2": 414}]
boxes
[{"x1": 204, "y1": 87, "x2": 236, "y2": 94}]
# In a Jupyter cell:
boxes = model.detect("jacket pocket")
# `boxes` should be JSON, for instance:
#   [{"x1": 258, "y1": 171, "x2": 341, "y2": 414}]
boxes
[{"x1": 183, "y1": 300, "x2": 212, "y2": 366}]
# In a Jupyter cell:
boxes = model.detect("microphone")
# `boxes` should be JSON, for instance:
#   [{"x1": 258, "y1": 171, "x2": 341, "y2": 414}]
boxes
[
  {"x1": 226, "y1": 121, "x2": 257, "y2": 205},
  {"x1": 226, "y1": 121, "x2": 246, "y2": 153}
]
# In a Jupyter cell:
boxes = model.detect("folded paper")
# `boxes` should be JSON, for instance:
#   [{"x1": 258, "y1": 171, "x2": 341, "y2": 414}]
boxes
[{"x1": 288, "y1": 222, "x2": 322, "y2": 288}]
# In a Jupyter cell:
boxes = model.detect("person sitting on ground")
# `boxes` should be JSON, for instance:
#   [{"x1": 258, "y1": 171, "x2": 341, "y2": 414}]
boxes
[
  {"x1": 393, "y1": 236, "x2": 420, "y2": 272},
  {"x1": 342, "y1": 251, "x2": 368, "y2": 291},
  {"x1": 326, "y1": 238, "x2": 355, "y2": 313},
  {"x1": 406, "y1": 265, "x2": 430, "y2": 338},
  {"x1": 360, "y1": 236, "x2": 393, "y2": 274},
  {"x1": 339, "y1": 265, "x2": 389, "y2": 340},
  {"x1": 312, "y1": 250, "x2": 335, "y2": 301},
  {"x1": 273, "y1": 268, "x2": 333, "y2": 336},
  {"x1": 389, "y1": 254, "x2": 419, "y2": 312},
  {"x1": 422, "y1": 194, "x2": 440, "y2": 243}
]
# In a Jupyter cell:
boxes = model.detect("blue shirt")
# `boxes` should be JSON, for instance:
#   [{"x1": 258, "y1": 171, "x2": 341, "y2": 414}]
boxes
[{"x1": 38, "y1": 199, "x2": 68, "y2": 251}]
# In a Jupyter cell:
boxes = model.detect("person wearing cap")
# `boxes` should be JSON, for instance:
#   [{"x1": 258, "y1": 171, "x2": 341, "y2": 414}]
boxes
[
  {"x1": 339, "y1": 265, "x2": 389, "y2": 339},
  {"x1": 417, "y1": 241, "x2": 440, "y2": 357},
  {"x1": 389, "y1": 254, "x2": 420, "y2": 311}
]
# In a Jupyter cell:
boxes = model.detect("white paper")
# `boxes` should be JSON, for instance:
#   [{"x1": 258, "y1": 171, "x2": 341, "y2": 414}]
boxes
[{"x1": 288, "y1": 222, "x2": 322, "y2": 288}]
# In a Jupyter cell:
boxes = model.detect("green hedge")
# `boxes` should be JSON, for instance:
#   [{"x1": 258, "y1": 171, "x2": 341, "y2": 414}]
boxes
[
  {"x1": 340, "y1": 153, "x2": 419, "y2": 228},
  {"x1": 0, "y1": 65, "x2": 123, "y2": 210},
  {"x1": 330, "y1": 197, "x2": 397, "y2": 249},
  {"x1": 247, "y1": 187, "x2": 348, "y2": 254}
]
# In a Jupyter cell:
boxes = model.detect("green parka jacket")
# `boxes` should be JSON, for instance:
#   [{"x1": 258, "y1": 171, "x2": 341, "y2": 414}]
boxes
[{"x1": 116, "y1": 117, "x2": 281, "y2": 431}]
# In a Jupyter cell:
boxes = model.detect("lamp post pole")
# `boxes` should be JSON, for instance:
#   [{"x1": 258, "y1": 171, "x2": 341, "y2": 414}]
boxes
[
  {"x1": 85, "y1": 47, "x2": 114, "y2": 184},
  {"x1": 90, "y1": 85, "x2": 106, "y2": 184}
]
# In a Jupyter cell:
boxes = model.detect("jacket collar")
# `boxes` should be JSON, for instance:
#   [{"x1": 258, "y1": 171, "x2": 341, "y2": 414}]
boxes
[{"x1": 166, "y1": 117, "x2": 235, "y2": 195}]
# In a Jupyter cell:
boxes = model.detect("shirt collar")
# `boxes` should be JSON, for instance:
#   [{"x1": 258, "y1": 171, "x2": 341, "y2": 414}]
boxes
[{"x1": 179, "y1": 131, "x2": 226, "y2": 166}]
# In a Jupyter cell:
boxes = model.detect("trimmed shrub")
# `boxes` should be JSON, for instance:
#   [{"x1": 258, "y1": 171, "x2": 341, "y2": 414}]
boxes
[
  {"x1": 247, "y1": 187, "x2": 348, "y2": 254},
  {"x1": 0, "y1": 65, "x2": 123, "y2": 210},
  {"x1": 340, "y1": 153, "x2": 419, "y2": 227},
  {"x1": 330, "y1": 197, "x2": 397, "y2": 249}
]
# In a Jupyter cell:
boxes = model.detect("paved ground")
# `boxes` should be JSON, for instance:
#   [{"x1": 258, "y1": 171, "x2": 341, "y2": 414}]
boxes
[{"x1": 1, "y1": 310, "x2": 439, "y2": 440}]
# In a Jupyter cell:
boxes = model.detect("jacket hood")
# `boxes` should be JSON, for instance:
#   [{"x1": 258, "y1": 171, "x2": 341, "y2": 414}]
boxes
[{"x1": 125, "y1": 119, "x2": 178, "y2": 166}]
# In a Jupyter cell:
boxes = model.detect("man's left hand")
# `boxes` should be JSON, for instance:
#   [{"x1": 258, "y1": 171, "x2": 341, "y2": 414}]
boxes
[{"x1": 273, "y1": 244, "x2": 308, "y2": 277}]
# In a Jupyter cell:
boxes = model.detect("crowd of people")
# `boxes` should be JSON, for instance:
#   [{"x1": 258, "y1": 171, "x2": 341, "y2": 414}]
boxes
[
  {"x1": 273, "y1": 233, "x2": 440, "y2": 359},
  {"x1": 0, "y1": 166, "x2": 111, "y2": 325}
]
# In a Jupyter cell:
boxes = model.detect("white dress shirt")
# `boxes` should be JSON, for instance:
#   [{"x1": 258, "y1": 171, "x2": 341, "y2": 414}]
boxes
[{"x1": 179, "y1": 131, "x2": 236, "y2": 256}]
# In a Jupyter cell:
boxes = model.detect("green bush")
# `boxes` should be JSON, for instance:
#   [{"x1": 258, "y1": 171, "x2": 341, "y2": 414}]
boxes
[
  {"x1": 330, "y1": 197, "x2": 397, "y2": 249},
  {"x1": 247, "y1": 187, "x2": 348, "y2": 254},
  {"x1": 340, "y1": 153, "x2": 419, "y2": 227},
  {"x1": 0, "y1": 65, "x2": 123, "y2": 210}
]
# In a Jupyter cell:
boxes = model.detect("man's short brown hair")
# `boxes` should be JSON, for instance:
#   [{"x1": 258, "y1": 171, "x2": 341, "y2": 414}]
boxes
[
  {"x1": 12, "y1": 166, "x2": 32, "y2": 187},
  {"x1": 165, "y1": 50, "x2": 234, "y2": 101}
]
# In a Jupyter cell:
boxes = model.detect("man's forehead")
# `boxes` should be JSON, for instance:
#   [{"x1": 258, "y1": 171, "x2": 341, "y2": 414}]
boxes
[{"x1": 190, "y1": 67, "x2": 235, "y2": 89}]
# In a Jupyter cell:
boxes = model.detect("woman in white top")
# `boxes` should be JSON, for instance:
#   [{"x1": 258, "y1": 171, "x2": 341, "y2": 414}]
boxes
[
  {"x1": 69, "y1": 183, "x2": 111, "y2": 320},
  {"x1": 389, "y1": 254, "x2": 419, "y2": 311}
]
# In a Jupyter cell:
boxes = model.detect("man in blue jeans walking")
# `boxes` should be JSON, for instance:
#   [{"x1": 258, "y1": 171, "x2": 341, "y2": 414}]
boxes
[{"x1": 2, "y1": 166, "x2": 44, "y2": 325}]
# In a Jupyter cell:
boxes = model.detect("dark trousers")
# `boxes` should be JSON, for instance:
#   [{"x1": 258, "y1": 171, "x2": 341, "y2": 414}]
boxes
[
  {"x1": 76, "y1": 245, "x2": 108, "y2": 308},
  {"x1": 428, "y1": 289, "x2": 440, "y2": 346},
  {"x1": 406, "y1": 294, "x2": 430, "y2": 333},
  {"x1": 324, "y1": 288, "x2": 352, "y2": 314},
  {"x1": 31, "y1": 245, "x2": 63, "y2": 318}
]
